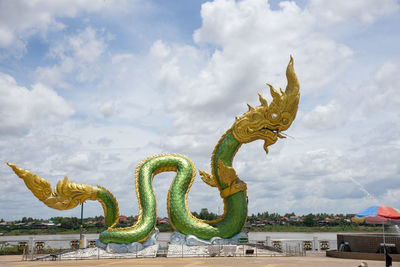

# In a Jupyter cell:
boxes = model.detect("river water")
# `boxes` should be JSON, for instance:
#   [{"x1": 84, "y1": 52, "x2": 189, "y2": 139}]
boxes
[{"x1": 0, "y1": 232, "x2": 341, "y2": 249}]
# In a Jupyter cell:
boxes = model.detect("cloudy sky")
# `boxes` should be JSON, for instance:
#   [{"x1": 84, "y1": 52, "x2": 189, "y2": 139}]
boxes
[{"x1": 1, "y1": 0, "x2": 400, "y2": 221}]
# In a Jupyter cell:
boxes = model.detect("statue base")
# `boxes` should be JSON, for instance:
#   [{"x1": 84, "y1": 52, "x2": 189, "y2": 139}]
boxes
[
  {"x1": 95, "y1": 229, "x2": 248, "y2": 254},
  {"x1": 169, "y1": 231, "x2": 248, "y2": 246},
  {"x1": 96, "y1": 228, "x2": 159, "y2": 253}
]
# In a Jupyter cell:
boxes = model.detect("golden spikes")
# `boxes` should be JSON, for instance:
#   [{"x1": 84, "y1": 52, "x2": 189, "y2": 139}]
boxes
[
  {"x1": 285, "y1": 55, "x2": 299, "y2": 96},
  {"x1": 267, "y1": 83, "x2": 281, "y2": 101},
  {"x1": 247, "y1": 104, "x2": 255, "y2": 111},
  {"x1": 258, "y1": 93, "x2": 268, "y2": 107},
  {"x1": 199, "y1": 170, "x2": 218, "y2": 188}
]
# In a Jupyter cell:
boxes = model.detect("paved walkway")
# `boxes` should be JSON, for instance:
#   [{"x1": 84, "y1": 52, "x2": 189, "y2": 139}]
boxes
[{"x1": 0, "y1": 255, "x2": 398, "y2": 267}]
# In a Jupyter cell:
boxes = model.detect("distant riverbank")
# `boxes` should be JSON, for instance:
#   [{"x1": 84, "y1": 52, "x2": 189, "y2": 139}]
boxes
[
  {"x1": 250, "y1": 225, "x2": 384, "y2": 233},
  {"x1": 0, "y1": 224, "x2": 386, "y2": 236}
]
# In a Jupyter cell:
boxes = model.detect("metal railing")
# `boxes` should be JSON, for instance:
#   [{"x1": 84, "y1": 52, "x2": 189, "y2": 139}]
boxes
[
  {"x1": 267, "y1": 239, "x2": 336, "y2": 255},
  {"x1": 1, "y1": 237, "x2": 336, "y2": 260}
]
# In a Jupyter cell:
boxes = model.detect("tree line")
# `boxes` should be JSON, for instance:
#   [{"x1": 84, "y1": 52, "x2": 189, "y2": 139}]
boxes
[{"x1": 0, "y1": 209, "x2": 366, "y2": 234}]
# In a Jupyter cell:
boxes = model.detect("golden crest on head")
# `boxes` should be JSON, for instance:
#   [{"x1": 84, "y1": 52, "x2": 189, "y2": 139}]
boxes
[{"x1": 232, "y1": 56, "x2": 300, "y2": 153}]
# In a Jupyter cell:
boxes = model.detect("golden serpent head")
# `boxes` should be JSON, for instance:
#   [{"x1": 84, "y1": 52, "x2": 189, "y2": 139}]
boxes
[{"x1": 232, "y1": 56, "x2": 300, "y2": 153}]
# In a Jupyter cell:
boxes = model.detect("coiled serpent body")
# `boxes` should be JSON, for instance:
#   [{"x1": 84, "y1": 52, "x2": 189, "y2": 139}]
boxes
[
  {"x1": 99, "y1": 130, "x2": 246, "y2": 243},
  {"x1": 8, "y1": 57, "x2": 300, "y2": 244}
]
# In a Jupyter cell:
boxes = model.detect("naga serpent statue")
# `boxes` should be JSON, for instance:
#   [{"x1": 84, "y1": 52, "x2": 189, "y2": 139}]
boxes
[{"x1": 7, "y1": 57, "x2": 300, "y2": 245}]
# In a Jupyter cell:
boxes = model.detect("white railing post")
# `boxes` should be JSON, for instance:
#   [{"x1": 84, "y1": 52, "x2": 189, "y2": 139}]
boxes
[{"x1": 313, "y1": 236, "x2": 319, "y2": 252}]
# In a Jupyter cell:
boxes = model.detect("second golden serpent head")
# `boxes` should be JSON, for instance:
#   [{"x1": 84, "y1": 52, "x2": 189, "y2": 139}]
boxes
[{"x1": 232, "y1": 56, "x2": 300, "y2": 154}]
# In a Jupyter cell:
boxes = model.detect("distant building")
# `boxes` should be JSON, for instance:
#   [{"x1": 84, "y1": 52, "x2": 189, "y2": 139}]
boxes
[
  {"x1": 289, "y1": 216, "x2": 301, "y2": 222},
  {"x1": 119, "y1": 216, "x2": 127, "y2": 222}
]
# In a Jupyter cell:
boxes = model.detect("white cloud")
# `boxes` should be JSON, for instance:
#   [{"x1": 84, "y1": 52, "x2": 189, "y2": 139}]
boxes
[
  {"x1": 35, "y1": 27, "x2": 108, "y2": 87},
  {"x1": 302, "y1": 101, "x2": 344, "y2": 130},
  {"x1": 361, "y1": 61, "x2": 400, "y2": 113},
  {"x1": 150, "y1": 0, "x2": 354, "y2": 124},
  {"x1": 150, "y1": 40, "x2": 171, "y2": 59},
  {"x1": 0, "y1": 25, "x2": 14, "y2": 47},
  {"x1": 66, "y1": 152, "x2": 101, "y2": 171},
  {"x1": 0, "y1": 72, "x2": 74, "y2": 136},
  {"x1": 99, "y1": 101, "x2": 116, "y2": 118},
  {"x1": 309, "y1": 0, "x2": 399, "y2": 24},
  {"x1": 0, "y1": 0, "x2": 127, "y2": 57},
  {"x1": 195, "y1": 1, "x2": 312, "y2": 47},
  {"x1": 68, "y1": 27, "x2": 109, "y2": 64}
]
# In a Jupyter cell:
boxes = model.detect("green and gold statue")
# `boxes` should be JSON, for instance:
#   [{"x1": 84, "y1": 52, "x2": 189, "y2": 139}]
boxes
[{"x1": 7, "y1": 56, "x2": 300, "y2": 245}]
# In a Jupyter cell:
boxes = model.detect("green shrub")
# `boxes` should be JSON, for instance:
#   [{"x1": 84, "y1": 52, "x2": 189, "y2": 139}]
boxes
[{"x1": 0, "y1": 243, "x2": 20, "y2": 255}]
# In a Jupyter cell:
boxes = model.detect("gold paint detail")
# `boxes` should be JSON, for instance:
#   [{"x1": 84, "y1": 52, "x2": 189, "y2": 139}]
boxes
[
  {"x1": 217, "y1": 159, "x2": 237, "y2": 186},
  {"x1": 220, "y1": 181, "x2": 247, "y2": 199},
  {"x1": 199, "y1": 170, "x2": 218, "y2": 188},
  {"x1": 6, "y1": 162, "x2": 98, "y2": 210},
  {"x1": 232, "y1": 56, "x2": 300, "y2": 154},
  {"x1": 217, "y1": 160, "x2": 247, "y2": 199}
]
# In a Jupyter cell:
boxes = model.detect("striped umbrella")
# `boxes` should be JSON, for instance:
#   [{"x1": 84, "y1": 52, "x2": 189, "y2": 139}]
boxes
[
  {"x1": 352, "y1": 206, "x2": 400, "y2": 224},
  {"x1": 352, "y1": 205, "x2": 400, "y2": 247}
]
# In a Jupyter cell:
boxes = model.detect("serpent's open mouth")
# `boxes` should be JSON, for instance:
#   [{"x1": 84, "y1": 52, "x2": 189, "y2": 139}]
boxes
[{"x1": 261, "y1": 127, "x2": 285, "y2": 139}]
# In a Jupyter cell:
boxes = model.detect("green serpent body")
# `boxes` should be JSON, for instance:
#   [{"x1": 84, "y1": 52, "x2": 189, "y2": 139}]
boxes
[
  {"x1": 97, "y1": 129, "x2": 247, "y2": 244},
  {"x1": 8, "y1": 57, "x2": 299, "y2": 246}
]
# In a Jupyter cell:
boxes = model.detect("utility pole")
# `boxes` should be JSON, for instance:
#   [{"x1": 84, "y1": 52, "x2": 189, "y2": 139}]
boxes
[{"x1": 79, "y1": 202, "x2": 84, "y2": 248}]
